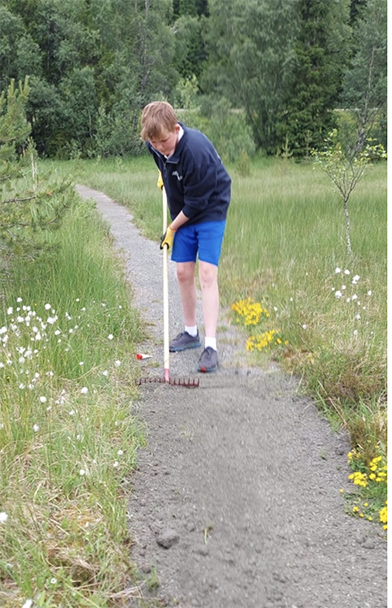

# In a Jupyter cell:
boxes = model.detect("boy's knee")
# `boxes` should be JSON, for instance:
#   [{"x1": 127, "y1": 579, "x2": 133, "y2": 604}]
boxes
[
  {"x1": 199, "y1": 263, "x2": 218, "y2": 289},
  {"x1": 176, "y1": 262, "x2": 195, "y2": 284}
]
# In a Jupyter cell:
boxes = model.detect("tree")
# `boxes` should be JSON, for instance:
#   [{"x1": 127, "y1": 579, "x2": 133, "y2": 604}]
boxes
[
  {"x1": 0, "y1": 79, "x2": 73, "y2": 272},
  {"x1": 201, "y1": 0, "x2": 298, "y2": 151},
  {"x1": 281, "y1": 0, "x2": 352, "y2": 156},
  {"x1": 312, "y1": 128, "x2": 386, "y2": 255},
  {"x1": 341, "y1": 0, "x2": 387, "y2": 150},
  {"x1": 0, "y1": 6, "x2": 42, "y2": 90}
]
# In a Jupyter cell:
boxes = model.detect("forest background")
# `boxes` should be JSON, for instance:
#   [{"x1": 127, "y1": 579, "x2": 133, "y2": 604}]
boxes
[{"x1": 0, "y1": 0, "x2": 387, "y2": 161}]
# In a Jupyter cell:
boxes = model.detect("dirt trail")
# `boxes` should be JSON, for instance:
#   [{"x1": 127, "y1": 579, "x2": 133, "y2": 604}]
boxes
[{"x1": 76, "y1": 185, "x2": 387, "y2": 608}]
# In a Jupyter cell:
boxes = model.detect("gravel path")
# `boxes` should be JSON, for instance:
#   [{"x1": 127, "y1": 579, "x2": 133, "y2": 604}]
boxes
[{"x1": 76, "y1": 185, "x2": 387, "y2": 608}]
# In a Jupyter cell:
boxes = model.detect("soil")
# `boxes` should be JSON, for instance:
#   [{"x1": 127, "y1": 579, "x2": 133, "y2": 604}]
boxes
[{"x1": 76, "y1": 185, "x2": 387, "y2": 608}]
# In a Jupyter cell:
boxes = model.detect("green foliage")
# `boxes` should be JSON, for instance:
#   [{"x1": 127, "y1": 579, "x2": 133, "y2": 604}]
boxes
[
  {"x1": 0, "y1": 6, "x2": 42, "y2": 90},
  {"x1": 0, "y1": 79, "x2": 74, "y2": 276},
  {"x1": 341, "y1": 0, "x2": 387, "y2": 149},
  {"x1": 0, "y1": 0, "x2": 387, "y2": 159},
  {"x1": 280, "y1": 0, "x2": 352, "y2": 156},
  {"x1": 181, "y1": 97, "x2": 256, "y2": 164},
  {"x1": 201, "y1": 0, "x2": 298, "y2": 152}
]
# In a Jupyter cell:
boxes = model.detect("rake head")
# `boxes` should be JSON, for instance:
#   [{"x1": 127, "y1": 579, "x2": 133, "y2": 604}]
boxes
[{"x1": 137, "y1": 376, "x2": 199, "y2": 388}]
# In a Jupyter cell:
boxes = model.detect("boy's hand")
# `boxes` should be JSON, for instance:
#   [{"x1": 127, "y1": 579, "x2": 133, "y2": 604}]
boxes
[
  {"x1": 160, "y1": 225, "x2": 176, "y2": 250},
  {"x1": 157, "y1": 171, "x2": 164, "y2": 190}
]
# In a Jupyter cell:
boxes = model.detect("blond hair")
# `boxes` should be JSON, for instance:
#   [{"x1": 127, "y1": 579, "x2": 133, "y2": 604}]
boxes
[{"x1": 140, "y1": 101, "x2": 178, "y2": 141}]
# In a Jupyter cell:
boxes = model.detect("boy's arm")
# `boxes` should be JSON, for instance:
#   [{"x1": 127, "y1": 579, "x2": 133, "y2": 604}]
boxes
[{"x1": 170, "y1": 210, "x2": 189, "y2": 231}]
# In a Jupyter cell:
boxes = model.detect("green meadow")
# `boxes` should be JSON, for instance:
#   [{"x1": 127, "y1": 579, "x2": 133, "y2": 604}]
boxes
[{"x1": 0, "y1": 155, "x2": 387, "y2": 606}]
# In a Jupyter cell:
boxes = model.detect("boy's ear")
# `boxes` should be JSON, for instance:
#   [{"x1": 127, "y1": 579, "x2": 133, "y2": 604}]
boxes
[{"x1": 175, "y1": 124, "x2": 181, "y2": 134}]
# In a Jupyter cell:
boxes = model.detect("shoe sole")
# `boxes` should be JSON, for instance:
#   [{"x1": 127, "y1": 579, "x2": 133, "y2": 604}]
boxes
[
  {"x1": 169, "y1": 341, "x2": 201, "y2": 352},
  {"x1": 198, "y1": 364, "x2": 218, "y2": 373}
]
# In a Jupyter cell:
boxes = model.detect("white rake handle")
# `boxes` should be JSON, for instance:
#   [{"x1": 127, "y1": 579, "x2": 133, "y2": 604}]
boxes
[{"x1": 162, "y1": 187, "x2": 170, "y2": 383}]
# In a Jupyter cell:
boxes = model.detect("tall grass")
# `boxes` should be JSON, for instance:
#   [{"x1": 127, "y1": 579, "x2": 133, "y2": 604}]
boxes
[{"x1": 0, "y1": 199, "x2": 145, "y2": 607}]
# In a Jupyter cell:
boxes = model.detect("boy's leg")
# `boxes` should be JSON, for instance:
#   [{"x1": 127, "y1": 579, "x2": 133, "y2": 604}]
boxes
[
  {"x1": 176, "y1": 261, "x2": 197, "y2": 326},
  {"x1": 198, "y1": 261, "x2": 219, "y2": 339}
]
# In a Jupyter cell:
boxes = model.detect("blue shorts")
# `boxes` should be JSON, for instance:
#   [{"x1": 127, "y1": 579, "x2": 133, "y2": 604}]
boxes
[{"x1": 171, "y1": 221, "x2": 226, "y2": 267}]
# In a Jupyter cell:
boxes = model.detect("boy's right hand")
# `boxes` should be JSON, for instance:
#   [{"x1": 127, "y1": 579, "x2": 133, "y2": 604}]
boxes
[{"x1": 160, "y1": 225, "x2": 176, "y2": 250}]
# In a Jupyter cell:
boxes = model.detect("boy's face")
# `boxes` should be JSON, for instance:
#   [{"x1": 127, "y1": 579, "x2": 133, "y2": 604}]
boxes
[{"x1": 149, "y1": 124, "x2": 180, "y2": 157}]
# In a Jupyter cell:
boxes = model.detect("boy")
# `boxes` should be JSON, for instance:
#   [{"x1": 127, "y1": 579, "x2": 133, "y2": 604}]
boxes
[{"x1": 140, "y1": 101, "x2": 231, "y2": 373}]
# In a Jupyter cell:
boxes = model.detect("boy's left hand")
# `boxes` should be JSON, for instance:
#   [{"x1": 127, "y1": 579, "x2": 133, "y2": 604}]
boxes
[{"x1": 160, "y1": 226, "x2": 176, "y2": 250}]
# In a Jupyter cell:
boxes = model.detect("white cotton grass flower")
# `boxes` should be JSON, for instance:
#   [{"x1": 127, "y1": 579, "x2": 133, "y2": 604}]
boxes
[
  {"x1": 335, "y1": 267, "x2": 341, "y2": 273},
  {"x1": 80, "y1": 387, "x2": 88, "y2": 394},
  {"x1": 40, "y1": 396, "x2": 47, "y2": 403},
  {"x1": 45, "y1": 303, "x2": 51, "y2": 310},
  {"x1": 114, "y1": 360, "x2": 121, "y2": 367},
  {"x1": 108, "y1": 334, "x2": 114, "y2": 340},
  {"x1": 79, "y1": 469, "x2": 86, "y2": 476},
  {"x1": 0, "y1": 512, "x2": 8, "y2": 523},
  {"x1": 344, "y1": 269, "x2": 350, "y2": 275},
  {"x1": 335, "y1": 291, "x2": 342, "y2": 299},
  {"x1": 22, "y1": 600, "x2": 33, "y2": 608},
  {"x1": 33, "y1": 424, "x2": 39, "y2": 432},
  {"x1": 368, "y1": 290, "x2": 372, "y2": 296},
  {"x1": 352, "y1": 275, "x2": 360, "y2": 284}
]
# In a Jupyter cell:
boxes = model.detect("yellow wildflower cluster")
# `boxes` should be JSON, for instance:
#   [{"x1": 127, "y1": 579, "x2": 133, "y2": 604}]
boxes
[
  {"x1": 379, "y1": 503, "x2": 387, "y2": 529},
  {"x1": 247, "y1": 330, "x2": 287, "y2": 352},
  {"x1": 231, "y1": 298, "x2": 270, "y2": 326},
  {"x1": 346, "y1": 448, "x2": 387, "y2": 529},
  {"x1": 368, "y1": 455, "x2": 387, "y2": 482},
  {"x1": 348, "y1": 471, "x2": 367, "y2": 488}
]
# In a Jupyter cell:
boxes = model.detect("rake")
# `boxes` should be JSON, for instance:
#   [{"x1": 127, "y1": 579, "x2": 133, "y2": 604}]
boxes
[{"x1": 137, "y1": 186, "x2": 199, "y2": 388}]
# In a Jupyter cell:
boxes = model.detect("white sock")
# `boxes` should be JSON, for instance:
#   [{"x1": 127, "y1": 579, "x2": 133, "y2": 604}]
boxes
[
  {"x1": 205, "y1": 337, "x2": 217, "y2": 351},
  {"x1": 185, "y1": 325, "x2": 198, "y2": 337}
]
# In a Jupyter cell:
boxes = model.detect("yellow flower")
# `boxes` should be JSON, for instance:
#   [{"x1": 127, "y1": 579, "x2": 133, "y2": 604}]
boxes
[
  {"x1": 379, "y1": 506, "x2": 388, "y2": 524},
  {"x1": 353, "y1": 506, "x2": 359, "y2": 513}
]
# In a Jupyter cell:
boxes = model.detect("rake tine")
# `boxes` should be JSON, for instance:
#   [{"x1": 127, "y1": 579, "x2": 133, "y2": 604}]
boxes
[{"x1": 137, "y1": 376, "x2": 199, "y2": 388}]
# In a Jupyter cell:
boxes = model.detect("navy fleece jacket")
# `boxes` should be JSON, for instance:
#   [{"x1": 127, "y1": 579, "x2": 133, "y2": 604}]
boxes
[{"x1": 146, "y1": 123, "x2": 231, "y2": 226}]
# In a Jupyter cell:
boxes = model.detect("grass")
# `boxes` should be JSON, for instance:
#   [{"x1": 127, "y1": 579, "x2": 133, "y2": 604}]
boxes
[
  {"x1": 53, "y1": 153, "x2": 387, "y2": 529},
  {"x1": 0, "y1": 198, "x2": 146, "y2": 606}
]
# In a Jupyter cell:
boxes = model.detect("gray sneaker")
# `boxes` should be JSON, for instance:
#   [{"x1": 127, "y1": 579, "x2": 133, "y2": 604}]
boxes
[
  {"x1": 197, "y1": 347, "x2": 218, "y2": 373},
  {"x1": 169, "y1": 331, "x2": 201, "y2": 352}
]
